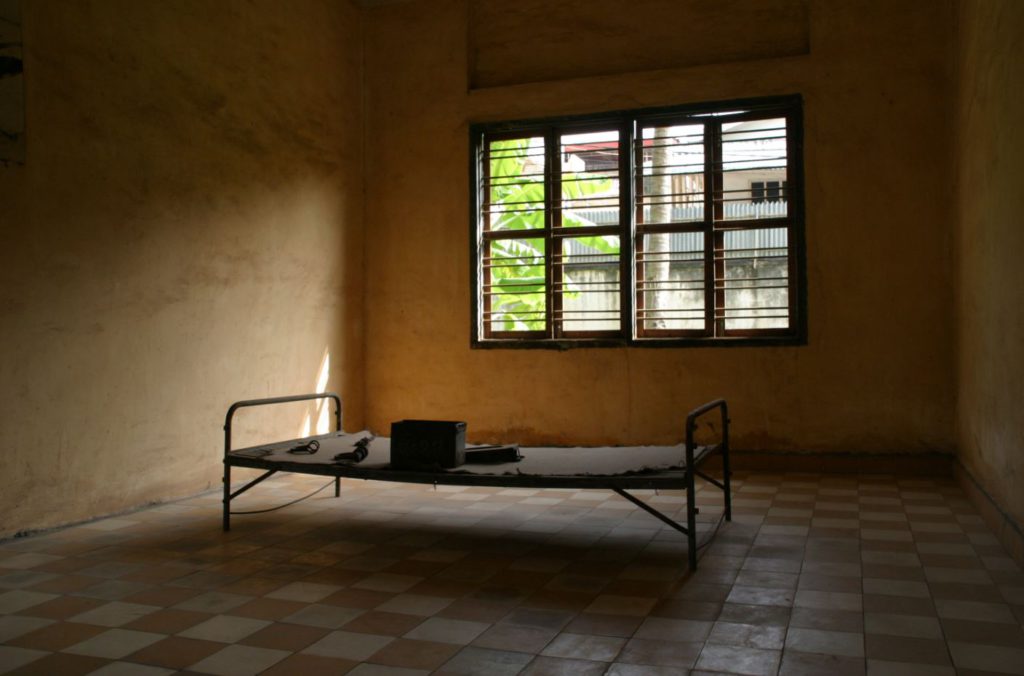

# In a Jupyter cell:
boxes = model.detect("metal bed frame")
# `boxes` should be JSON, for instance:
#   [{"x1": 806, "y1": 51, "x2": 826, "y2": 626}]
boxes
[{"x1": 223, "y1": 393, "x2": 731, "y2": 569}]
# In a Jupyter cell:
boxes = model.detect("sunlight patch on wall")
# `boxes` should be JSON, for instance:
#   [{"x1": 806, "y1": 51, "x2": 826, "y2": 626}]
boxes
[{"x1": 300, "y1": 347, "x2": 332, "y2": 437}]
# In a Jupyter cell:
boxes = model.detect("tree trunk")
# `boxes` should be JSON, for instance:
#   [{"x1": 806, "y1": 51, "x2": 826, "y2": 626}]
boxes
[{"x1": 645, "y1": 126, "x2": 673, "y2": 329}]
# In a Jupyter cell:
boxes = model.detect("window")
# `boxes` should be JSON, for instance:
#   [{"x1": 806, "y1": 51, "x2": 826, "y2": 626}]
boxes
[
  {"x1": 751, "y1": 180, "x2": 787, "y2": 204},
  {"x1": 471, "y1": 95, "x2": 805, "y2": 347}
]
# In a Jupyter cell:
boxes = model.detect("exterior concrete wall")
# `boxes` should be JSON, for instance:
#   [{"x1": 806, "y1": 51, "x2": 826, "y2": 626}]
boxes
[
  {"x1": 955, "y1": 1, "x2": 1024, "y2": 535},
  {"x1": 363, "y1": 0, "x2": 958, "y2": 451},
  {"x1": 0, "y1": 0, "x2": 364, "y2": 538}
]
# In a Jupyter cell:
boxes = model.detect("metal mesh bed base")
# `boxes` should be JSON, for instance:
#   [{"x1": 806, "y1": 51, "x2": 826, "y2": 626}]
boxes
[{"x1": 223, "y1": 394, "x2": 731, "y2": 570}]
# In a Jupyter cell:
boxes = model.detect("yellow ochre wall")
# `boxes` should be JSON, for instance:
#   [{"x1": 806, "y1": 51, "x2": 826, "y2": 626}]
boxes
[
  {"x1": 0, "y1": 1, "x2": 365, "y2": 538},
  {"x1": 362, "y1": 0, "x2": 958, "y2": 450},
  {"x1": 6, "y1": 0, "x2": 1020, "y2": 546},
  {"x1": 955, "y1": 1, "x2": 1024, "y2": 548}
]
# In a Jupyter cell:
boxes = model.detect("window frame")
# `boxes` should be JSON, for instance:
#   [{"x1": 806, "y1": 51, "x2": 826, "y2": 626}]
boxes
[{"x1": 470, "y1": 94, "x2": 806, "y2": 349}]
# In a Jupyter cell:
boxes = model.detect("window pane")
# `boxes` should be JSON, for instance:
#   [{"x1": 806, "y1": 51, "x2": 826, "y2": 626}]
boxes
[
  {"x1": 637, "y1": 232, "x2": 705, "y2": 331},
  {"x1": 719, "y1": 228, "x2": 789, "y2": 330},
  {"x1": 486, "y1": 137, "x2": 546, "y2": 232},
  {"x1": 559, "y1": 130, "x2": 620, "y2": 228},
  {"x1": 558, "y1": 236, "x2": 620, "y2": 332},
  {"x1": 484, "y1": 238, "x2": 546, "y2": 332},
  {"x1": 639, "y1": 124, "x2": 705, "y2": 224},
  {"x1": 719, "y1": 118, "x2": 788, "y2": 220}
]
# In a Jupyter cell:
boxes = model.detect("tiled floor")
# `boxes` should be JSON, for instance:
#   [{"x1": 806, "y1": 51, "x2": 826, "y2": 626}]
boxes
[{"x1": 2, "y1": 471, "x2": 1023, "y2": 675}]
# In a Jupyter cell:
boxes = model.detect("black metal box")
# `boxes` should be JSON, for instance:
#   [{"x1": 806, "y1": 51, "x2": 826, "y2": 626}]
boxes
[{"x1": 390, "y1": 420, "x2": 467, "y2": 470}]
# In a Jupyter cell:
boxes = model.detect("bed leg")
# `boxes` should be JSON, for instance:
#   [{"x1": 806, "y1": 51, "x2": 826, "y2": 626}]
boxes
[
  {"x1": 334, "y1": 477, "x2": 341, "y2": 498},
  {"x1": 723, "y1": 446, "x2": 732, "y2": 523},
  {"x1": 686, "y1": 465, "x2": 698, "y2": 570},
  {"x1": 222, "y1": 463, "x2": 231, "y2": 532}
]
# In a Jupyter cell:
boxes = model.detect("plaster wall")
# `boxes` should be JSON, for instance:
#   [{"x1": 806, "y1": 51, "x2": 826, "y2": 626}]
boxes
[
  {"x1": 955, "y1": 1, "x2": 1024, "y2": 529},
  {"x1": 0, "y1": 0, "x2": 364, "y2": 538},
  {"x1": 362, "y1": 0, "x2": 957, "y2": 451},
  {"x1": 468, "y1": 0, "x2": 810, "y2": 88}
]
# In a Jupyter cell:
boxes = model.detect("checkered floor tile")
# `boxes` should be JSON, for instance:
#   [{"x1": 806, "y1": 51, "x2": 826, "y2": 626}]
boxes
[{"x1": 1, "y1": 471, "x2": 1022, "y2": 674}]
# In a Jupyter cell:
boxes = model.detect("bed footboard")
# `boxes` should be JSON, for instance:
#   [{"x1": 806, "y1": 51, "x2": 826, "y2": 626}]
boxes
[
  {"x1": 222, "y1": 392, "x2": 342, "y2": 531},
  {"x1": 684, "y1": 398, "x2": 731, "y2": 569}
]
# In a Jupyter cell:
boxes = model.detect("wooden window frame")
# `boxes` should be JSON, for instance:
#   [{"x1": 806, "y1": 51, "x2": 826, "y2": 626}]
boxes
[{"x1": 470, "y1": 95, "x2": 806, "y2": 349}]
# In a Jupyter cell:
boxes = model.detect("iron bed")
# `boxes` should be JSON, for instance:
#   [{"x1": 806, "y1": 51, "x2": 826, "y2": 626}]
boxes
[{"x1": 223, "y1": 393, "x2": 731, "y2": 570}]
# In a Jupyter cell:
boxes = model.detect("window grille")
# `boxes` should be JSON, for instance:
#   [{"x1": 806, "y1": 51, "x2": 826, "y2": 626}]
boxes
[{"x1": 471, "y1": 96, "x2": 805, "y2": 347}]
